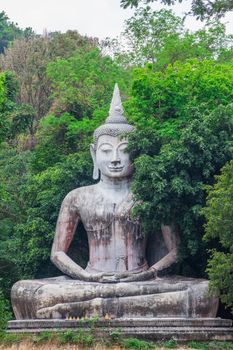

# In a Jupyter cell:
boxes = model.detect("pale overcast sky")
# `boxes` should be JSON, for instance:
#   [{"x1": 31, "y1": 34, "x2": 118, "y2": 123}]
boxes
[{"x1": 1, "y1": 0, "x2": 233, "y2": 39}]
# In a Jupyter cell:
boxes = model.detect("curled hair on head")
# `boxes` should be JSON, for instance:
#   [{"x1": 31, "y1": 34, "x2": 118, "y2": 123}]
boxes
[{"x1": 93, "y1": 124, "x2": 134, "y2": 150}]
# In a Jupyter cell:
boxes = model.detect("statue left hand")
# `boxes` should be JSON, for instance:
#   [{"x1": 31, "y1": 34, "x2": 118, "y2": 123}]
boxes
[
  {"x1": 99, "y1": 268, "x2": 157, "y2": 283},
  {"x1": 119, "y1": 268, "x2": 157, "y2": 282}
]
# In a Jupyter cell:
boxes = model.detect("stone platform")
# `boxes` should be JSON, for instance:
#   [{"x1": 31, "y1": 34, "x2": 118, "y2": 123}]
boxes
[{"x1": 7, "y1": 318, "x2": 233, "y2": 341}]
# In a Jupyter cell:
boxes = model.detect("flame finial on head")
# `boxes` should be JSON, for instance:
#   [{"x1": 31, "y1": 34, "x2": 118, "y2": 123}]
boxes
[{"x1": 106, "y1": 83, "x2": 127, "y2": 124}]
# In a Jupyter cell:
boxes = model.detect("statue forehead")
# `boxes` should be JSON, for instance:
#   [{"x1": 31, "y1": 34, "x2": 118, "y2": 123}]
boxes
[{"x1": 97, "y1": 134, "x2": 128, "y2": 147}]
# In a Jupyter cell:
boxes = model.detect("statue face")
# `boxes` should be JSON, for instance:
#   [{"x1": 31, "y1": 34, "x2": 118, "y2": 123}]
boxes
[{"x1": 92, "y1": 135, "x2": 133, "y2": 179}]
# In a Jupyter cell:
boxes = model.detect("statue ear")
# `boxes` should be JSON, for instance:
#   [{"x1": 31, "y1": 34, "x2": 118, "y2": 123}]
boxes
[{"x1": 90, "y1": 144, "x2": 99, "y2": 180}]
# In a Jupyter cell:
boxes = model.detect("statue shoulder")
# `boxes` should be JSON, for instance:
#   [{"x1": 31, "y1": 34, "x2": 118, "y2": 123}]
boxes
[{"x1": 62, "y1": 184, "x2": 99, "y2": 207}]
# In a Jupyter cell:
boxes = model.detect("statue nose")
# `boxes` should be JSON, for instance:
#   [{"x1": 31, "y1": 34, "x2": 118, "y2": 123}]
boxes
[{"x1": 111, "y1": 150, "x2": 121, "y2": 165}]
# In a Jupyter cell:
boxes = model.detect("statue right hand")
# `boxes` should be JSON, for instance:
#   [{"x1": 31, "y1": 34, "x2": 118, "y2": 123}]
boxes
[{"x1": 81, "y1": 271, "x2": 116, "y2": 283}]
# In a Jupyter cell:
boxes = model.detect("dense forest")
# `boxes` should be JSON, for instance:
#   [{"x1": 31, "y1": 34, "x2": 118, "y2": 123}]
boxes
[{"x1": 0, "y1": 6, "x2": 233, "y2": 329}]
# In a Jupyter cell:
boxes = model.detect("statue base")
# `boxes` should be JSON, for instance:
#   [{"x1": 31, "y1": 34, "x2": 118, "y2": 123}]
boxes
[{"x1": 7, "y1": 318, "x2": 233, "y2": 341}]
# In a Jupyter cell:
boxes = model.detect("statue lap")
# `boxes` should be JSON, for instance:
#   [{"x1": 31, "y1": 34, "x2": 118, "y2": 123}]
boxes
[{"x1": 12, "y1": 276, "x2": 218, "y2": 319}]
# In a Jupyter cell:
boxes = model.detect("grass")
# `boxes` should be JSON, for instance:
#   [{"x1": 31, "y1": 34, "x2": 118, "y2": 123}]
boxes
[
  {"x1": 121, "y1": 337, "x2": 154, "y2": 349},
  {"x1": 0, "y1": 331, "x2": 233, "y2": 350},
  {"x1": 187, "y1": 341, "x2": 233, "y2": 350},
  {"x1": 160, "y1": 340, "x2": 178, "y2": 349},
  {"x1": 58, "y1": 329, "x2": 93, "y2": 347}
]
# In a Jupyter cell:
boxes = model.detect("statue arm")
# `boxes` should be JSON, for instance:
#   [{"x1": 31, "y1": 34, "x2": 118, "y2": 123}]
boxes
[
  {"x1": 150, "y1": 224, "x2": 179, "y2": 273},
  {"x1": 51, "y1": 191, "x2": 91, "y2": 280}
]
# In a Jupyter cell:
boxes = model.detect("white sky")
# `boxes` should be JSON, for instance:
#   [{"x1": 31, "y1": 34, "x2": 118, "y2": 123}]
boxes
[{"x1": 1, "y1": 0, "x2": 233, "y2": 39}]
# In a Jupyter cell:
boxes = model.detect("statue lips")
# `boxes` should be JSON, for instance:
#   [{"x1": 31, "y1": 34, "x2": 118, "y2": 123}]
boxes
[{"x1": 108, "y1": 166, "x2": 124, "y2": 172}]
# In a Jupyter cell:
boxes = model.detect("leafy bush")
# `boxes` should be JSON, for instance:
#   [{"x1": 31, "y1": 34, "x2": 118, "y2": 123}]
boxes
[
  {"x1": 121, "y1": 337, "x2": 153, "y2": 350},
  {"x1": 58, "y1": 330, "x2": 93, "y2": 346},
  {"x1": 203, "y1": 160, "x2": 233, "y2": 310},
  {"x1": 128, "y1": 104, "x2": 233, "y2": 275},
  {"x1": 0, "y1": 288, "x2": 11, "y2": 330}
]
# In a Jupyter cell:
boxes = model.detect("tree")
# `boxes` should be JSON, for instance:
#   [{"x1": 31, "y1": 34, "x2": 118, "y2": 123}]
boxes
[
  {"x1": 0, "y1": 31, "x2": 98, "y2": 139},
  {"x1": 203, "y1": 160, "x2": 233, "y2": 311},
  {"x1": 0, "y1": 72, "x2": 9, "y2": 142},
  {"x1": 0, "y1": 289, "x2": 11, "y2": 330},
  {"x1": 0, "y1": 36, "x2": 52, "y2": 137},
  {"x1": 126, "y1": 59, "x2": 233, "y2": 133},
  {"x1": 0, "y1": 11, "x2": 32, "y2": 54},
  {"x1": 155, "y1": 21, "x2": 233, "y2": 69},
  {"x1": 0, "y1": 71, "x2": 31, "y2": 144},
  {"x1": 105, "y1": 8, "x2": 233, "y2": 68},
  {"x1": 127, "y1": 104, "x2": 233, "y2": 276},
  {"x1": 120, "y1": 0, "x2": 233, "y2": 20},
  {"x1": 125, "y1": 60, "x2": 233, "y2": 275},
  {"x1": 0, "y1": 70, "x2": 34, "y2": 148},
  {"x1": 47, "y1": 48, "x2": 131, "y2": 118},
  {"x1": 122, "y1": 7, "x2": 184, "y2": 65}
]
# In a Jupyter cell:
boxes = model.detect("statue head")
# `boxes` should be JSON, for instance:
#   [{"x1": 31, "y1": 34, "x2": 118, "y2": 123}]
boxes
[{"x1": 90, "y1": 84, "x2": 134, "y2": 180}]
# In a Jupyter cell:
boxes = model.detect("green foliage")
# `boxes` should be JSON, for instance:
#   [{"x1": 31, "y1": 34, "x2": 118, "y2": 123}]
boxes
[
  {"x1": 58, "y1": 330, "x2": 93, "y2": 346},
  {"x1": 0, "y1": 332, "x2": 21, "y2": 346},
  {"x1": 128, "y1": 103, "x2": 233, "y2": 275},
  {"x1": 108, "y1": 8, "x2": 233, "y2": 68},
  {"x1": 129, "y1": 59, "x2": 233, "y2": 130},
  {"x1": 188, "y1": 341, "x2": 209, "y2": 349},
  {"x1": 110, "y1": 329, "x2": 122, "y2": 343},
  {"x1": 187, "y1": 341, "x2": 233, "y2": 349},
  {"x1": 0, "y1": 72, "x2": 8, "y2": 142},
  {"x1": 0, "y1": 32, "x2": 98, "y2": 137},
  {"x1": 0, "y1": 11, "x2": 32, "y2": 54},
  {"x1": 209, "y1": 342, "x2": 233, "y2": 349},
  {"x1": 0, "y1": 289, "x2": 11, "y2": 330},
  {"x1": 32, "y1": 331, "x2": 55, "y2": 344},
  {"x1": 203, "y1": 160, "x2": 233, "y2": 251},
  {"x1": 120, "y1": 0, "x2": 233, "y2": 20},
  {"x1": 121, "y1": 337, "x2": 153, "y2": 350},
  {"x1": 155, "y1": 21, "x2": 233, "y2": 69},
  {"x1": 0, "y1": 148, "x2": 31, "y2": 292},
  {"x1": 0, "y1": 71, "x2": 34, "y2": 144},
  {"x1": 203, "y1": 160, "x2": 233, "y2": 310},
  {"x1": 161, "y1": 339, "x2": 177, "y2": 349},
  {"x1": 48, "y1": 30, "x2": 98, "y2": 59},
  {"x1": 47, "y1": 48, "x2": 130, "y2": 118},
  {"x1": 121, "y1": 7, "x2": 183, "y2": 66}
]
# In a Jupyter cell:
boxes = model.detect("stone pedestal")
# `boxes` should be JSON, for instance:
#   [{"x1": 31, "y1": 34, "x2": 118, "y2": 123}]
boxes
[{"x1": 7, "y1": 318, "x2": 233, "y2": 341}]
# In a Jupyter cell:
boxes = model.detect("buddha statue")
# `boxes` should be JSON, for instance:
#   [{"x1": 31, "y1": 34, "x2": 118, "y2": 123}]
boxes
[{"x1": 11, "y1": 84, "x2": 218, "y2": 320}]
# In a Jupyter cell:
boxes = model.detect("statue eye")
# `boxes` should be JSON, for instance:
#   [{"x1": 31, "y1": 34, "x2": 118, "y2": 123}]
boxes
[
  {"x1": 99, "y1": 146, "x2": 112, "y2": 153},
  {"x1": 118, "y1": 144, "x2": 128, "y2": 152}
]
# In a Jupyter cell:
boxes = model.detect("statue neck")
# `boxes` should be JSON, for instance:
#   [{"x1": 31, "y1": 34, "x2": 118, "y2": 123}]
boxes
[{"x1": 98, "y1": 174, "x2": 131, "y2": 194}]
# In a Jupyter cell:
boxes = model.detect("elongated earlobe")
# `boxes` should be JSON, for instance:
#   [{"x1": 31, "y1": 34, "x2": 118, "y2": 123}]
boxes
[
  {"x1": 93, "y1": 164, "x2": 99, "y2": 180},
  {"x1": 90, "y1": 144, "x2": 99, "y2": 180}
]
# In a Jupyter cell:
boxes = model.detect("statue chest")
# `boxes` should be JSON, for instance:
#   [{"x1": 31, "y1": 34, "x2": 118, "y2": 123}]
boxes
[
  {"x1": 79, "y1": 195, "x2": 142, "y2": 242},
  {"x1": 78, "y1": 197, "x2": 147, "y2": 273}
]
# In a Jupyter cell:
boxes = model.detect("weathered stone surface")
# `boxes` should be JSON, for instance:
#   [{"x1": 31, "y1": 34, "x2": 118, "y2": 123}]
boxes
[
  {"x1": 8, "y1": 318, "x2": 233, "y2": 341},
  {"x1": 10, "y1": 84, "x2": 219, "y2": 323},
  {"x1": 12, "y1": 276, "x2": 218, "y2": 319}
]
